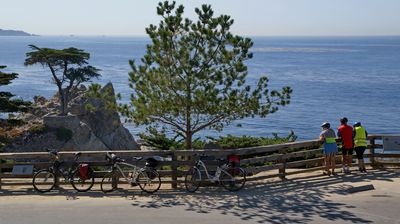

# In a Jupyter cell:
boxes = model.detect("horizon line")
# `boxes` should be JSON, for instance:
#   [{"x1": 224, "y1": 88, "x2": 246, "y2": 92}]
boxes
[{"x1": 4, "y1": 34, "x2": 400, "y2": 38}]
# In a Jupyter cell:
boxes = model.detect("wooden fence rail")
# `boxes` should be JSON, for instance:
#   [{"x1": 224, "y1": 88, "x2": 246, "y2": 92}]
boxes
[{"x1": 0, "y1": 134, "x2": 398, "y2": 190}]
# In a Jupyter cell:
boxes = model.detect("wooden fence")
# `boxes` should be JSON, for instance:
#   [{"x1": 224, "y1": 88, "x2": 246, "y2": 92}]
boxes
[{"x1": 0, "y1": 134, "x2": 399, "y2": 190}]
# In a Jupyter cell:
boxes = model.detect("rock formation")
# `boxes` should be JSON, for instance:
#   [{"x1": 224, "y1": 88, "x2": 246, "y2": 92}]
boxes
[{"x1": 5, "y1": 83, "x2": 139, "y2": 152}]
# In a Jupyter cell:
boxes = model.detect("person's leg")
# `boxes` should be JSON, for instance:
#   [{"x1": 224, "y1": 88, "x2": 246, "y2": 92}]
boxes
[
  {"x1": 324, "y1": 154, "x2": 330, "y2": 174},
  {"x1": 342, "y1": 148, "x2": 348, "y2": 173},
  {"x1": 342, "y1": 148, "x2": 347, "y2": 171},
  {"x1": 349, "y1": 148, "x2": 354, "y2": 169},
  {"x1": 355, "y1": 147, "x2": 364, "y2": 172},
  {"x1": 346, "y1": 154, "x2": 352, "y2": 172},
  {"x1": 358, "y1": 159, "x2": 365, "y2": 172},
  {"x1": 331, "y1": 153, "x2": 336, "y2": 174},
  {"x1": 360, "y1": 147, "x2": 366, "y2": 172}
]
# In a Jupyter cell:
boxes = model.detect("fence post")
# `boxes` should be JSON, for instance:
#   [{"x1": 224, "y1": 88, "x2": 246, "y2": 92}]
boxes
[
  {"x1": 54, "y1": 173, "x2": 60, "y2": 188},
  {"x1": 369, "y1": 137, "x2": 376, "y2": 168},
  {"x1": 0, "y1": 158, "x2": 2, "y2": 190},
  {"x1": 279, "y1": 148, "x2": 287, "y2": 180},
  {"x1": 171, "y1": 152, "x2": 178, "y2": 189}
]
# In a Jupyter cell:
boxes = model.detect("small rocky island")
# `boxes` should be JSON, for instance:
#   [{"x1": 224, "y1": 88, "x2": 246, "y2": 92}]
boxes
[{"x1": 0, "y1": 29, "x2": 37, "y2": 36}]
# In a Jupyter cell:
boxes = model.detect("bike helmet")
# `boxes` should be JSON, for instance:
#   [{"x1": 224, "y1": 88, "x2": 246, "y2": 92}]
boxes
[
  {"x1": 353, "y1": 121, "x2": 361, "y2": 127},
  {"x1": 321, "y1": 122, "x2": 330, "y2": 128}
]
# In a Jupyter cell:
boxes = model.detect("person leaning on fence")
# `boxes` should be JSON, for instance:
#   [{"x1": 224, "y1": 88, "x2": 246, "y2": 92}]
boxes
[
  {"x1": 337, "y1": 117, "x2": 354, "y2": 174},
  {"x1": 353, "y1": 121, "x2": 368, "y2": 173},
  {"x1": 319, "y1": 122, "x2": 338, "y2": 176}
]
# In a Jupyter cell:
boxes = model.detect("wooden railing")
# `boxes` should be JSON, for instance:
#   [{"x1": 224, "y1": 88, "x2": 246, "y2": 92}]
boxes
[{"x1": 0, "y1": 134, "x2": 399, "y2": 190}]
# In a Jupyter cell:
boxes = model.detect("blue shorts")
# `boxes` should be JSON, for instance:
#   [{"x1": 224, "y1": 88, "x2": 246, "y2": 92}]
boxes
[{"x1": 323, "y1": 143, "x2": 338, "y2": 155}]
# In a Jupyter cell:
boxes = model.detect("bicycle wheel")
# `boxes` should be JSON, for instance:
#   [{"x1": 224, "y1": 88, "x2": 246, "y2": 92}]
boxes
[
  {"x1": 71, "y1": 168, "x2": 95, "y2": 192},
  {"x1": 100, "y1": 170, "x2": 119, "y2": 193},
  {"x1": 137, "y1": 169, "x2": 161, "y2": 194},
  {"x1": 220, "y1": 167, "x2": 246, "y2": 191},
  {"x1": 185, "y1": 167, "x2": 201, "y2": 193},
  {"x1": 32, "y1": 169, "x2": 56, "y2": 193}
]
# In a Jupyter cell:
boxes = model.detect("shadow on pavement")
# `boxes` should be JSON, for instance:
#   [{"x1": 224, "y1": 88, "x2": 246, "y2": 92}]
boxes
[{"x1": 1, "y1": 168, "x2": 399, "y2": 223}]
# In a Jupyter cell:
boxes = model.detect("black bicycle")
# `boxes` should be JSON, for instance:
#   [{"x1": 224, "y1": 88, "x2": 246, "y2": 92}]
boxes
[{"x1": 32, "y1": 151, "x2": 95, "y2": 193}]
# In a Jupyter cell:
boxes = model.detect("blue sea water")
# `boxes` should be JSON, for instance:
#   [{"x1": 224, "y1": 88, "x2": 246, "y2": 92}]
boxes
[{"x1": 1, "y1": 36, "x2": 400, "y2": 140}]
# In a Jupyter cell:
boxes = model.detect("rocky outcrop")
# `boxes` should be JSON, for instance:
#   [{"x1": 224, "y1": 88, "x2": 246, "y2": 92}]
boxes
[
  {"x1": 68, "y1": 83, "x2": 138, "y2": 150},
  {"x1": 5, "y1": 83, "x2": 139, "y2": 152}
]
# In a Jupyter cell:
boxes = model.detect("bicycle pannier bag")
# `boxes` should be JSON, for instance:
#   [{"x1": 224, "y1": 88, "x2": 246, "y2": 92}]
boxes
[
  {"x1": 79, "y1": 163, "x2": 89, "y2": 180},
  {"x1": 228, "y1": 155, "x2": 240, "y2": 166}
]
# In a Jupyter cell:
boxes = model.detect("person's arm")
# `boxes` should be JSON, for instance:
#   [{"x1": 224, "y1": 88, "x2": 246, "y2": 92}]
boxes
[
  {"x1": 319, "y1": 134, "x2": 324, "y2": 142},
  {"x1": 337, "y1": 130, "x2": 341, "y2": 139},
  {"x1": 365, "y1": 130, "x2": 368, "y2": 138}
]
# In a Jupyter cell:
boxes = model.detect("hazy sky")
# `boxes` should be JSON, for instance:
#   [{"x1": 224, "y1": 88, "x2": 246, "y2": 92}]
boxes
[{"x1": 1, "y1": 0, "x2": 400, "y2": 36}]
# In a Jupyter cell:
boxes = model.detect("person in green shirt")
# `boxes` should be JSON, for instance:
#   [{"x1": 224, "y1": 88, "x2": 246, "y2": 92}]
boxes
[{"x1": 353, "y1": 121, "x2": 368, "y2": 173}]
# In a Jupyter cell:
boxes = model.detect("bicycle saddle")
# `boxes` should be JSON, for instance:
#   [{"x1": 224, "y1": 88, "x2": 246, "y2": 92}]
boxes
[
  {"x1": 74, "y1": 152, "x2": 82, "y2": 157},
  {"x1": 132, "y1": 157, "x2": 143, "y2": 161}
]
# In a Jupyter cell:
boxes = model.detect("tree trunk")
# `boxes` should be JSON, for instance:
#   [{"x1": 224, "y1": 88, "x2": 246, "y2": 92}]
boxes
[
  {"x1": 185, "y1": 132, "x2": 193, "y2": 149},
  {"x1": 59, "y1": 89, "x2": 69, "y2": 116},
  {"x1": 59, "y1": 94, "x2": 66, "y2": 116}
]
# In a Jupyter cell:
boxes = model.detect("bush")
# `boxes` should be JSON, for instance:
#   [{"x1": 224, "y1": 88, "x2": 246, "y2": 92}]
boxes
[
  {"x1": 139, "y1": 128, "x2": 297, "y2": 150},
  {"x1": 6, "y1": 118, "x2": 27, "y2": 127},
  {"x1": 56, "y1": 127, "x2": 73, "y2": 141},
  {"x1": 207, "y1": 131, "x2": 297, "y2": 149},
  {"x1": 29, "y1": 124, "x2": 48, "y2": 134},
  {"x1": 138, "y1": 127, "x2": 182, "y2": 150}
]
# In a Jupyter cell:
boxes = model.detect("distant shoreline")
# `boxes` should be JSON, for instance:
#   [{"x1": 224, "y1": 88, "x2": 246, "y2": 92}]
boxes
[
  {"x1": 1, "y1": 34, "x2": 400, "y2": 38},
  {"x1": 0, "y1": 29, "x2": 38, "y2": 36}
]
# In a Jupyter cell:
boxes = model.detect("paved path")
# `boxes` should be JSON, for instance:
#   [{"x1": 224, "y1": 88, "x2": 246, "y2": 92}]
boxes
[{"x1": 1, "y1": 168, "x2": 400, "y2": 224}]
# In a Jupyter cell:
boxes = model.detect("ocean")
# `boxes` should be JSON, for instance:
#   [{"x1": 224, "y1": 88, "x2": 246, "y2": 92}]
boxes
[{"x1": 1, "y1": 36, "x2": 400, "y2": 140}]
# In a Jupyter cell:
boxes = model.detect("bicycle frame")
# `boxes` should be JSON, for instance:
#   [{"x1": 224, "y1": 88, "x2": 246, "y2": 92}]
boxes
[
  {"x1": 112, "y1": 161, "x2": 141, "y2": 183},
  {"x1": 49, "y1": 154, "x2": 81, "y2": 182},
  {"x1": 195, "y1": 159, "x2": 233, "y2": 183}
]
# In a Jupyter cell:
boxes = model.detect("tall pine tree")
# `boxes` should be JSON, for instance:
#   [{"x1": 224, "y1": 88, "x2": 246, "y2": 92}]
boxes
[{"x1": 123, "y1": 1, "x2": 292, "y2": 149}]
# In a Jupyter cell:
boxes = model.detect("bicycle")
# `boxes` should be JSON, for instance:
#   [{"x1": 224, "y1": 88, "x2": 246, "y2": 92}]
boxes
[
  {"x1": 100, "y1": 152, "x2": 161, "y2": 194},
  {"x1": 32, "y1": 151, "x2": 95, "y2": 193},
  {"x1": 185, "y1": 154, "x2": 246, "y2": 192}
]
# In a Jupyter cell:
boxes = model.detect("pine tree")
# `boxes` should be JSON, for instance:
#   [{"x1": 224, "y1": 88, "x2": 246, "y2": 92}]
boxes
[
  {"x1": 123, "y1": 1, "x2": 292, "y2": 149},
  {"x1": 25, "y1": 46, "x2": 101, "y2": 115}
]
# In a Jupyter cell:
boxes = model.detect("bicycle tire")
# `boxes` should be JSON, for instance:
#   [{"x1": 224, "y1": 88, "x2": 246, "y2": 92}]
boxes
[
  {"x1": 32, "y1": 169, "x2": 56, "y2": 193},
  {"x1": 185, "y1": 167, "x2": 201, "y2": 193},
  {"x1": 137, "y1": 169, "x2": 161, "y2": 194},
  {"x1": 71, "y1": 168, "x2": 95, "y2": 192},
  {"x1": 220, "y1": 167, "x2": 246, "y2": 192},
  {"x1": 100, "y1": 170, "x2": 119, "y2": 193}
]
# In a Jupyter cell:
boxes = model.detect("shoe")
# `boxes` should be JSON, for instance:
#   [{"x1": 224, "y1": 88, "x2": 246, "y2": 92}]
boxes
[
  {"x1": 362, "y1": 168, "x2": 367, "y2": 173},
  {"x1": 323, "y1": 171, "x2": 331, "y2": 176}
]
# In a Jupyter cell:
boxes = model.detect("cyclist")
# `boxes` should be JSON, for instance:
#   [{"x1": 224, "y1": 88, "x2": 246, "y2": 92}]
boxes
[
  {"x1": 337, "y1": 117, "x2": 353, "y2": 174},
  {"x1": 353, "y1": 121, "x2": 368, "y2": 173},
  {"x1": 319, "y1": 122, "x2": 338, "y2": 176}
]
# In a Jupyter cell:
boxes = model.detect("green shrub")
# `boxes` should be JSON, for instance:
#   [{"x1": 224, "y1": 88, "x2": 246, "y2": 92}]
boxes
[
  {"x1": 139, "y1": 128, "x2": 297, "y2": 150},
  {"x1": 56, "y1": 127, "x2": 73, "y2": 141},
  {"x1": 29, "y1": 124, "x2": 48, "y2": 134},
  {"x1": 207, "y1": 131, "x2": 297, "y2": 149},
  {"x1": 138, "y1": 127, "x2": 183, "y2": 150},
  {"x1": 6, "y1": 118, "x2": 27, "y2": 126}
]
